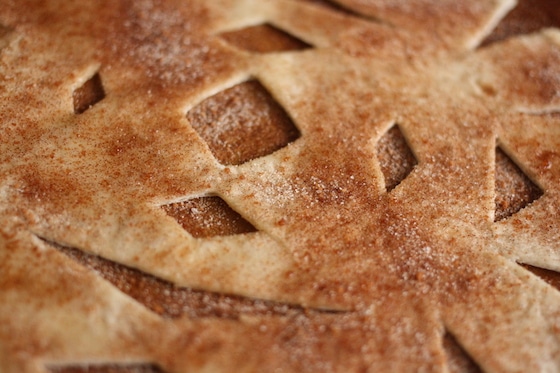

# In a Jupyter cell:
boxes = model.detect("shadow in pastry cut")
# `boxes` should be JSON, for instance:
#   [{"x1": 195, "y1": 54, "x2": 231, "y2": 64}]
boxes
[
  {"x1": 43, "y1": 239, "x2": 315, "y2": 319},
  {"x1": 481, "y1": 0, "x2": 560, "y2": 47},
  {"x1": 494, "y1": 147, "x2": 543, "y2": 222},
  {"x1": 73, "y1": 72, "x2": 106, "y2": 114},
  {"x1": 442, "y1": 332, "x2": 483, "y2": 373},
  {"x1": 520, "y1": 263, "x2": 560, "y2": 291},
  {"x1": 295, "y1": 0, "x2": 384, "y2": 23},
  {"x1": 0, "y1": 23, "x2": 14, "y2": 50},
  {"x1": 375, "y1": 124, "x2": 417, "y2": 192},
  {"x1": 161, "y1": 196, "x2": 257, "y2": 238},
  {"x1": 187, "y1": 79, "x2": 300, "y2": 165},
  {"x1": 294, "y1": 0, "x2": 355, "y2": 13},
  {"x1": 48, "y1": 363, "x2": 164, "y2": 373},
  {"x1": 219, "y1": 23, "x2": 311, "y2": 53}
]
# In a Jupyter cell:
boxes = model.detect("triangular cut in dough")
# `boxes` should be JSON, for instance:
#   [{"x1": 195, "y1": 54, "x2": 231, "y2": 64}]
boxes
[
  {"x1": 49, "y1": 240, "x2": 309, "y2": 319},
  {"x1": 494, "y1": 147, "x2": 543, "y2": 222},
  {"x1": 161, "y1": 196, "x2": 257, "y2": 238},
  {"x1": 219, "y1": 23, "x2": 312, "y2": 53},
  {"x1": 48, "y1": 363, "x2": 164, "y2": 373},
  {"x1": 520, "y1": 263, "x2": 560, "y2": 291}
]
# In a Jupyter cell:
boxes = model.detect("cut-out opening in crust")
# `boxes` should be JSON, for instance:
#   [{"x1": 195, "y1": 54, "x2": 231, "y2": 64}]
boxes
[
  {"x1": 296, "y1": 0, "x2": 384, "y2": 23},
  {"x1": 442, "y1": 331, "x2": 483, "y2": 373},
  {"x1": 219, "y1": 23, "x2": 311, "y2": 53},
  {"x1": 480, "y1": 0, "x2": 560, "y2": 47},
  {"x1": 48, "y1": 363, "x2": 165, "y2": 373},
  {"x1": 73, "y1": 72, "x2": 106, "y2": 114},
  {"x1": 0, "y1": 23, "x2": 14, "y2": 50},
  {"x1": 519, "y1": 263, "x2": 560, "y2": 291},
  {"x1": 375, "y1": 124, "x2": 417, "y2": 192},
  {"x1": 43, "y1": 239, "x2": 313, "y2": 319},
  {"x1": 494, "y1": 147, "x2": 543, "y2": 222},
  {"x1": 161, "y1": 196, "x2": 257, "y2": 238},
  {"x1": 187, "y1": 79, "x2": 301, "y2": 165}
]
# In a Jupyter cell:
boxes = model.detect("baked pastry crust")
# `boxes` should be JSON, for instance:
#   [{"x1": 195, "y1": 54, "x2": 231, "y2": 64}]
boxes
[{"x1": 1, "y1": 0, "x2": 560, "y2": 372}]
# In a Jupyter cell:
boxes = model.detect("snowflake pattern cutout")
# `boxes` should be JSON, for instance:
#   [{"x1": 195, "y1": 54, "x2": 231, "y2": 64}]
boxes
[{"x1": 1, "y1": 0, "x2": 560, "y2": 372}]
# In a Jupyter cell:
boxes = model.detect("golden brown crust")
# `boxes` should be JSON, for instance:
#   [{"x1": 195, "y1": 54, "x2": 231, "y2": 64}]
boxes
[{"x1": 1, "y1": 1, "x2": 560, "y2": 372}]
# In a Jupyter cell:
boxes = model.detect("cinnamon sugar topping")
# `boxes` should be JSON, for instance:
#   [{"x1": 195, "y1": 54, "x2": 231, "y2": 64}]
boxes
[{"x1": 2, "y1": 0, "x2": 560, "y2": 372}]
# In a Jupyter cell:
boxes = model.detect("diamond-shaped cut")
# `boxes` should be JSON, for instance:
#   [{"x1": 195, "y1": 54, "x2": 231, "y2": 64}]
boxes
[
  {"x1": 162, "y1": 196, "x2": 257, "y2": 238},
  {"x1": 494, "y1": 147, "x2": 543, "y2": 222},
  {"x1": 73, "y1": 72, "x2": 106, "y2": 114},
  {"x1": 219, "y1": 23, "x2": 311, "y2": 53},
  {"x1": 187, "y1": 80, "x2": 301, "y2": 165},
  {"x1": 376, "y1": 124, "x2": 417, "y2": 191}
]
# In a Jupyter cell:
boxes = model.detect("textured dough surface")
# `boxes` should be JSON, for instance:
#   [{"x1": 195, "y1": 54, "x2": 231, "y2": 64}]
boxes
[{"x1": 1, "y1": 0, "x2": 560, "y2": 372}]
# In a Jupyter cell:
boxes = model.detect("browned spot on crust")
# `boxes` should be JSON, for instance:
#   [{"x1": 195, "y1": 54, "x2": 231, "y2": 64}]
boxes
[
  {"x1": 494, "y1": 148, "x2": 543, "y2": 222},
  {"x1": 187, "y1": 80, "x2": 300, "y2": 165},
  {"x1": 161, "y1": 196, "x2": 257, "y2": 238},
  {"x1": 219, "y1": 23, "x2": 311, "y2": 53}
]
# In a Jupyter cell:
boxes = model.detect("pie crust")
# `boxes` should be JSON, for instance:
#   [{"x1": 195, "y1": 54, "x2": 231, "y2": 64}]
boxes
[{"x1": 1, "y1": 0, "x2": 560, "y2": 372}]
